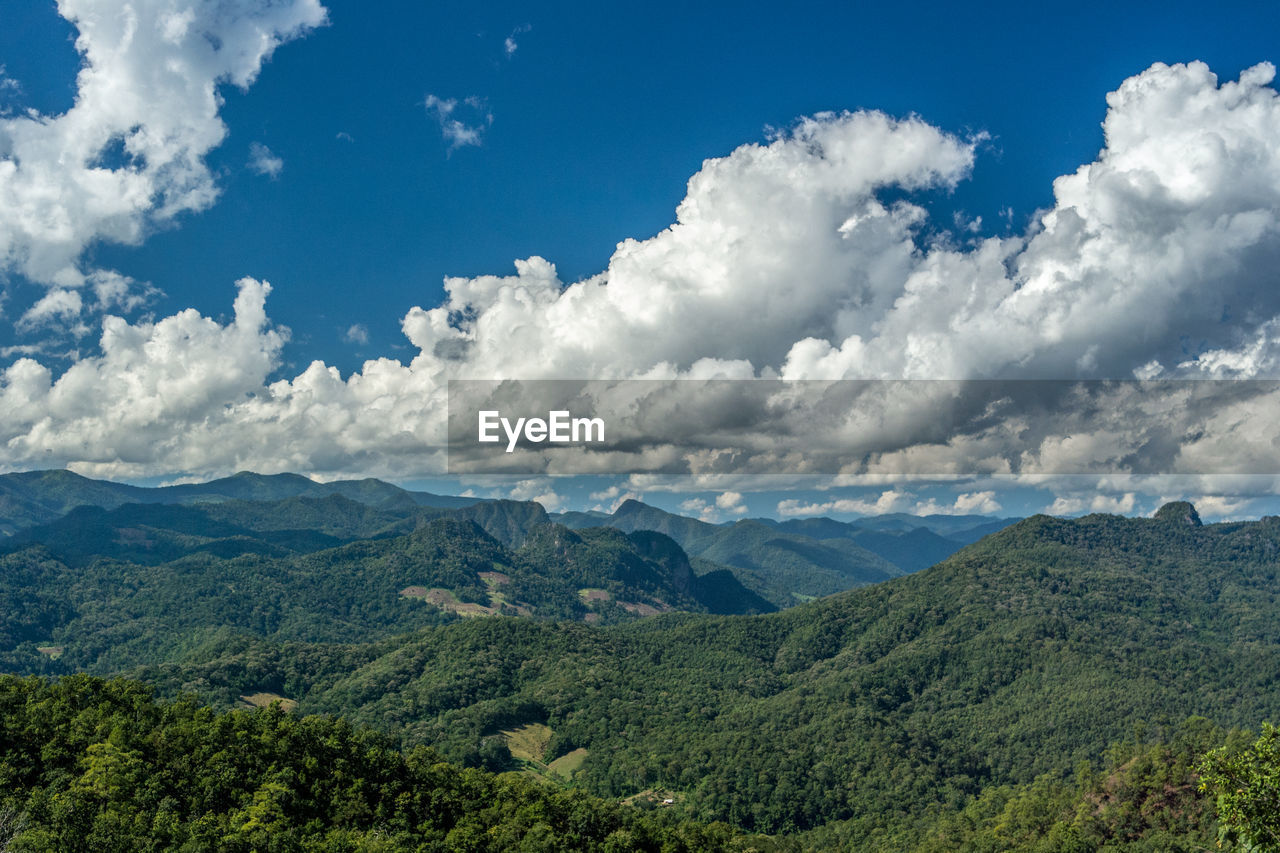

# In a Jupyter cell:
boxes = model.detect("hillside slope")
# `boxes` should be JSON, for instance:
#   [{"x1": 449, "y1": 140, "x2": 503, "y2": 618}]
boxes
[
  {"x1": 137, "y1": 503, "x2": 1280, "y2": 845},
  {"x1": 0, "y1": 508, "x2": 771, "y2": 675}
]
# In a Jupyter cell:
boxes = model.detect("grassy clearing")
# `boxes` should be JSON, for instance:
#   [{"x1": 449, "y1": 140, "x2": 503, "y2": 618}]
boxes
[
  {"x1": 400, "y1": 586, "x2": 495, "y2": 617},
  {"x1": 497, "y1": 723, "x2": 587, "y2": 782},
  {"x1": 499, "y1": 722, "x2": 553, "y2": 763},
  {"x1": 238, "y1": 692, "x2": 298, "y2": 712},
  {"x1": 547, "y1": 748, "x2": 589, "y2": 779}
]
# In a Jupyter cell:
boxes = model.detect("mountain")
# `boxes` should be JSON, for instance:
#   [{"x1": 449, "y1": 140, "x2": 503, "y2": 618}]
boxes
[
  {"x1": 765, "y1": 512, "x2": 1020, "y2": 555},
  {"x1": 1, "y1": 471, "x2": 1015, "y2": 590},
  {"x1": 134, "y1": 503, "x2": 1280, "y2": 846},
  {"x1": 835, "y1": 511, "x2": 1020, "y2": 544},
  {"x1": 3, "y1": 494, "x2": 418, "y2": 566},
  {"x1": 560, "y1": 499, "x2": 908, "y2": 605},
  {"x1": 452, "y1": 498, "x2": 551, "y2": 547},
  {"x1": 0, "y1": 504, "x2": 771, "y2": 674},
  {"x1": 0, "y1": 469, "x2": 480, "y2": 537},
  {"x1": 838, "y1": 526, "x2": 960, "y2": 573}
]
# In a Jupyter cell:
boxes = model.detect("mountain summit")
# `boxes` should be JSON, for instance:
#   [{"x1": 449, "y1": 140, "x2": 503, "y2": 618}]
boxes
[{"x1": 1154, "y1": 501, "x2": 1203, "y2": 526}]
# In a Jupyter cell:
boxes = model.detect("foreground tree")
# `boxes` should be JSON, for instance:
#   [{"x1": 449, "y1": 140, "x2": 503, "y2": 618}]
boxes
[{"x1": 1199, "y1": 723, "x2": 1280, "y2": 852}]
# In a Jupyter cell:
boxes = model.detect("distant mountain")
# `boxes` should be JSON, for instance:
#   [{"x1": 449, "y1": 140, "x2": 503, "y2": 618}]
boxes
[
  {"x1": 452, "y1": 499, "x2": 550, "y2": 547},
  {"x1": 0, "y1": 470, "x2": 1017, "y2": 608},
  {"x1": 0, "y1": 502, "x2": 771, "y2": 674},
  {"x1": 601, "y1": 499, "x2": 721, "y2": 545},
  {"x1": 2, "y1": 494, "x2": 418, "y2": 566},
  {"x1": 839, "y1": 526, "x2": 961, "y2": 573},
  {"x1": 0, "y1": 469, "x2": 481, "y2": 536},
  {"x1": 763, "y1": 514, "x2": 1019, "y2": 570},
  {"x1": 559, "y1": 499, "x2": 931, "y2": 605},
  {"x1": 831, "y1": 511, "x2": 1020, "y2": 543}
]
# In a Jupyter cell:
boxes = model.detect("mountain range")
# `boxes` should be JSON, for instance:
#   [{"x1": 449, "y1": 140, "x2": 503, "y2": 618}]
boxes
[
  {"x1": 0, "y1": 469, "x2": 1272, "y2": 849},
  {"x1": 0, "y1": 470, "x2": 1017, "y2": 608}
]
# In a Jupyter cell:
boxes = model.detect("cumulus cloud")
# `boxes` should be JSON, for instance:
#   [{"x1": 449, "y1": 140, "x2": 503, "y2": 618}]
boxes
[
  {"x1": 343, "y1": 323, "x2": 369, "y2": 345},
  {"x1": 716, "y1": 490, "x2": 748, "y2": 514},
  {"x1": 0, "y1": 0, "x2": 326, "y2": 322},
  {"x1": 248, "y1": 142, "x2": 284, "y2": 178},
  {"x1": 502, "y1": 478, "x2": 564, "y2": 511},
  {"x1": 777, "y1": 490, "x2": 914, "y2": 517},
  {"x1": 1047, "y1": 492, "x2": 1139, "y2": 516},
  {"x1": 424, "y1": 95, "x2": 492, "y2": 152},
  {"x1": 7, "y1": 60, "x2": 1280, "y2": 497},
  {"x1": 680, "y1": 490, "x2": 750, "y2": 523}
]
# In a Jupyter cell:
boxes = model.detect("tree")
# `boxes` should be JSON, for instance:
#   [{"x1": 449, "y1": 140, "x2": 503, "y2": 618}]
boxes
[{"x1": 1199, "y1": 723, "x2": 1280, "y2": 851}]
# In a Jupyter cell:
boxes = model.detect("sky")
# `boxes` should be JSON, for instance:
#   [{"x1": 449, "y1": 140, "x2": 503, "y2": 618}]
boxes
[{"x1": 3, "y1": 0, "x2": 1280, "y2": 521}]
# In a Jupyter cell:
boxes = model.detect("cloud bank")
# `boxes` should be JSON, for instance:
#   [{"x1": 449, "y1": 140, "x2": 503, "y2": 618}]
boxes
[{"x1": 4, "y1": 60, "x2": 1280, "y2": 498}]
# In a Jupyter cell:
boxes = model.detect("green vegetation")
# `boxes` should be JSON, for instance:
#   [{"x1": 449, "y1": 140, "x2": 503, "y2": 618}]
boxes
[
  {"x1": 1199, "y1": 723, "x2": 1280, "y2": 851},
  {"x1": 2, "y1": 470, "x2": 1279, "y2": 850},
  {"x1": 0, "y1": 675, "x2": 757, "y2": 851},
  {"x1": 122, "y1": 507, "x2": 1280, "y2": 847},
  {"x1": 0, "y1": 469, "x2": 477, "y2": 538},
  {"x1": 0, "y1": 500, "x2": 770, "y2": 676},
  {"x1": 564, "y1": 500, "x2": 903, "y2": 604},
  {"x1": 560, "y1": 498, "x2": 1014, "y2": 604}
]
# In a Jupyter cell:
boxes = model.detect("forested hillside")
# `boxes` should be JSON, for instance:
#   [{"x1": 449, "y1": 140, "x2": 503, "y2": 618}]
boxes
[
  {"x1": 0, "y1": 469, "x2": 478, "y2": 537},
  {"x1": 3, "y1": 472, "x2": 1279, "y2": 849},
  {"x1": 558, "y1": 498, "x2": 1016, "y2": 604},
  {"x1": 0, "y1": 675, "x2": 759, "y2": 852},
  {"x1": 0, "y1": 501, "x2": 771, "y2": 675},
  {"x1": 124, "y1": 504, "x2": 1280, "y2": 847}
]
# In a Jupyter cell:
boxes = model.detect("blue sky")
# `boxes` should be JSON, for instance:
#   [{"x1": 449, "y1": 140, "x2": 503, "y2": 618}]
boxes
[
  {"x1": 6, "y1": 0, "x2": 1275, "y2": 371},
  {"x1": 3, "y1": 0, "x2": 1280, "y2": 520}
]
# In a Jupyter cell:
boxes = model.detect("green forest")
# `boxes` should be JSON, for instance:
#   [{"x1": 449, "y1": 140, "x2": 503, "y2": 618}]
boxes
[{"x1": 1, "y1": 472, "x2": 1279, "y2": 850}]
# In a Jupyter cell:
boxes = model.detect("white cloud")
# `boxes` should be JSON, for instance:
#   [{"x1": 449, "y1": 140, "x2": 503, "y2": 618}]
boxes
[
  {"x1": 343, "y1": 323, "x2": 369, "y2": 345},
  {"x1": 678, "y1": 497, "x2": 723, "y2": 523},
  {"x1": 9, "y1": 61, "x2": 1280, "y2": 494},
  {"x1": 1, "y1": 278, "x2": 291, "y2": 477},
  {"x1": 0, "y1": 64, "x2": 21, "y2": 101},
  {"x1": 715, "y1": 490, "x2": 748, "y2": 514},
  {"x1": 503, "y1": 478, "x2": 564, "y2": 511},
  {"x1": 952, "y1": 490, "x2": 1002, "y2": 514},
  {"x1": 778, "y1": 488, "x2": 1001, "y2": 518},
  {"x1": 504, "y1": 24, "x2": 532, "y2": 58},
  {"x1": 0, "y1": 0, "x2": 325, "y2": 328},
  {"x1": 589, "y1": 485, "x2": 641, "y2": 512},
  {"x1": 1179, "y1": 494, "x2": 1253, "y2": 520},
  {"x1": 680, "y1": 490, "x2": 750, "y2": 522},
  {"x1": 590, "y1": 484, "x2": 623, "y2": 502},
  {"x1": 424, "y1": 94, "x2": 493, "y2": 152},
  {"x1": 1047, "y1": 492, "x2": 1138, "y2": 516},
  {"x1": 777, "y1": 489, "x2": 914, "y2": 517},
  {"x1": 18, "y1": 290, "x2": 85, "y2": 331},
  {"x1": 248, "y1": 141, "x2": 284, "y2": 178}
]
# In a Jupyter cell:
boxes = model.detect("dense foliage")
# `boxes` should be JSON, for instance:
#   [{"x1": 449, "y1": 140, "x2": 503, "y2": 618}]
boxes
[
  {"x1": 1199, "y1": 722, "x2": 1280, "y2": 851},
  {"x1": 3, "y1": 471, "x2": 1280, "y2": 849},
  {"x1": 0, "y1": 503, "x2": 770, "y2": 676},
  {"x1": 126, "y1": 508, "x2": 1280, "y2": 847},
  {"x1": 0, "y1": 675, "x2": 764, "y2": 852}
]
